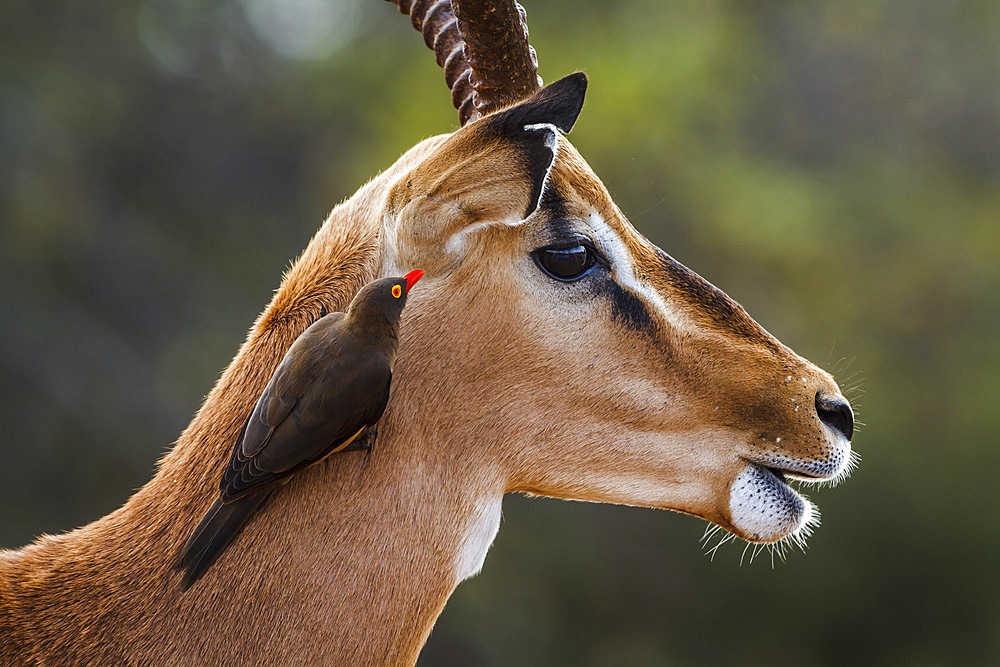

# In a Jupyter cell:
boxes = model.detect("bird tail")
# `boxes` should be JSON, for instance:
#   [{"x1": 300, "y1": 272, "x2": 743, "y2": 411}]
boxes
[{"x1": 178, "y1": 491, "x2": 272, "y2": 591}]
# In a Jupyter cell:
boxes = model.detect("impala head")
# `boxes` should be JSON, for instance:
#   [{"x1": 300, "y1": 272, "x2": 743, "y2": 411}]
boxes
[{"x1": 376, "y1": 73, "x2": 854, "y2": 548}]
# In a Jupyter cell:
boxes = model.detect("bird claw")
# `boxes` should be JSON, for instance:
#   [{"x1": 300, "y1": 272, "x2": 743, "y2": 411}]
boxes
[{"x1": 355, "y1": 426, "x2": 376, "y2": 471}]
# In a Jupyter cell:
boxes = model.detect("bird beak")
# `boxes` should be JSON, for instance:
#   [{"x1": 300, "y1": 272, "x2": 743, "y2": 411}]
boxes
[{"x1": 403, "y1": 269, "x2": 425, "y2": 293}]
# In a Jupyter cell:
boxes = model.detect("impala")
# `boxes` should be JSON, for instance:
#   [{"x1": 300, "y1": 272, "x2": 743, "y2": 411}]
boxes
[{"x1": 0, "y1": 1, "x2": 855, "y2": 663}]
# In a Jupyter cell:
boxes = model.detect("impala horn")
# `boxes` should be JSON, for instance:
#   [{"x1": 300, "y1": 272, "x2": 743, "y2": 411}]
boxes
[{"x1": 385, "y1": 0, "x2": 543, "y2": 125}]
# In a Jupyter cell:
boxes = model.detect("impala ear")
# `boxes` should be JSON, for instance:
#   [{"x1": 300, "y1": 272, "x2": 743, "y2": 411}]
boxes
[
  {"x1": 486, "y1": 72, "x2": 588, "y2": 134},
  {"x1": 484, "y1": 72, "x2": 588, "y2": 217},
  {"x1": 387, "y1": 73, "x2": 589, "y2": 261}
]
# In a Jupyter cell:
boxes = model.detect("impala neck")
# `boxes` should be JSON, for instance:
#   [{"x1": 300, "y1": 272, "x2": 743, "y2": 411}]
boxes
[{"x1": 1, "y1": 367, "x2": 506, "y2": 665}]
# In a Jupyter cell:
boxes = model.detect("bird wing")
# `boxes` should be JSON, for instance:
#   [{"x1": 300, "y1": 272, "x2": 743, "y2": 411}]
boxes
[
  {"x1": 219, "y1": 334, "x2": 392, "y2": 503},
  {"x1": 367, "y1": 370, "x2": 392, "y2": 427},
  {"x1": 227, "y1": 315, "x2": 346, "y2": 464}
]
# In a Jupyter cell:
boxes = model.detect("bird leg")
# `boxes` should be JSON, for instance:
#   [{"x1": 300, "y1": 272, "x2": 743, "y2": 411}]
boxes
[
  {"x1": 342, "y1": 425, "x2": 376, "y2": 454},
  {"x1": 343, "y1": 425, "x2": 377, "y2": 471}
]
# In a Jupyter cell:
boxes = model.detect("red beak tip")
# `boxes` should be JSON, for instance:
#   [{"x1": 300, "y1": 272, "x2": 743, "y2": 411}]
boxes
[{"x1": 403, "y1": 269, "x2": 425, "y2": 292}]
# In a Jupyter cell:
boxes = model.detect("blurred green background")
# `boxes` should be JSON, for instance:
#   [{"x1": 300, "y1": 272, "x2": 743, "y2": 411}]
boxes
[{"x1": 2, "y1": 0, "x2": 998, "y2": 664}]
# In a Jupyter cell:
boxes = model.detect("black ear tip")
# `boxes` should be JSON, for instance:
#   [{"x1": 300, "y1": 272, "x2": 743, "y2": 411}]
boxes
[
  {"x1": 486, "y1": 71, "x2": 590, "y2": 136},
  {"x1": 558, "y1": 71, "x2": 588, "y2": 94},
  {"x1": 540, "y1": 72, "x2": 588, "y2": 133}
]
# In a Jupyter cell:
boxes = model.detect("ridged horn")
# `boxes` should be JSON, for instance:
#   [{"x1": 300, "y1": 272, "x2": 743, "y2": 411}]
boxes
[{"x1": 385, "y1": 0, "x2": 542, "y2": 125}]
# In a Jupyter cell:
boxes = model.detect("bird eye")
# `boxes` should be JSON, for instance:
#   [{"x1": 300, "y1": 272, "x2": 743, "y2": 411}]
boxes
[
  {"x1": 533, "y1": 244, "x2": 597, "y2": 282},
  {"x1": 391, "y1": 285, "x2": 402, "y2": 298}
]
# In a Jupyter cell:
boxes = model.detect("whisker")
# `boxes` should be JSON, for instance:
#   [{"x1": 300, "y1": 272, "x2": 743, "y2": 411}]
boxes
[
  {"x1": 700, "y1": 524, "x2": 722, "y2": 547},
  {"x1": 706, "y1": 532, "x2": 735, "y2": 561}
]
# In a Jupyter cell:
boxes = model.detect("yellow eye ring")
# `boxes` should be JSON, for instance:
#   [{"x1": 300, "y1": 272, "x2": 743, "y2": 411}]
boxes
[{"x1": 391, "y1": 285, "x2": 402, "y2": 298}]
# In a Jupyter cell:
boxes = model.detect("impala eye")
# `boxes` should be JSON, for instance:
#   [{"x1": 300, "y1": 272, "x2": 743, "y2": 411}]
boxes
[{"x1": 534, "y1": 244, "x2": 598, "y2": 282}]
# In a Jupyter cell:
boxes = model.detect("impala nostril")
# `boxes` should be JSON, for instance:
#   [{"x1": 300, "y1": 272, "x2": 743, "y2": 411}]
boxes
[{"x1": 815, "y1": 392, "x2": 854, "y2": 440}]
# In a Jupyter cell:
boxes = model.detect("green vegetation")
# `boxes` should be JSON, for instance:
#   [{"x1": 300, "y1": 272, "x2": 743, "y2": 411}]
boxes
[{"x1": 1, "y1": 1, "x2": 997, "y2": 664}]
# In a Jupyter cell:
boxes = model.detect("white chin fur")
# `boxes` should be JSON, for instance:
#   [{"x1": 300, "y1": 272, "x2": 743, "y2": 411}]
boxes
[{"x1": 728, "y1": 465, "x2": 814, "y2": 543}]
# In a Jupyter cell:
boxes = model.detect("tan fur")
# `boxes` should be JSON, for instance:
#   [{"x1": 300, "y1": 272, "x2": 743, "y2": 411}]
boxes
[{"x1": 0, "y1": 120, "x2": 848, "y2": 663}]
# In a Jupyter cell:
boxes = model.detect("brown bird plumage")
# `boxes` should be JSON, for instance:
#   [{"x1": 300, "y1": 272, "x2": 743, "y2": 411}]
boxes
[{"x1": 179, "y1": 270, "x2": 424, "y2": 589}]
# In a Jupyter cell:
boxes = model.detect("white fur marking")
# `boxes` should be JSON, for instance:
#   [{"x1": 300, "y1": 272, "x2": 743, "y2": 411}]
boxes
[
  {"x1": 445, "y1": 216, "x2": 522, "y2": 256},
  {"x1": 380, "y1": 211, "x2": 404, "y2": 278},
  {"x1": 588, "y1": 212, "x2": 685, "y2": 328},
  {"x1": 523, "y1": 123, "x2": 560, "y2": 133},
  {"x1": 454, "y1": 497, "x2": 503, "y2": 582}
]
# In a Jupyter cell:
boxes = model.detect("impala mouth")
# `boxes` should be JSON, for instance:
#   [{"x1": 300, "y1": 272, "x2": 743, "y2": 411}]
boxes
[
  {"x1": 724, "y1": 436, "x2": 855, "y2": 546},
  {"x1": 766, "y1": 465, "x2": 821, "y2": 483},
  {"x1": 752, "y1": 440, "x2": 852, "y2": 486}
]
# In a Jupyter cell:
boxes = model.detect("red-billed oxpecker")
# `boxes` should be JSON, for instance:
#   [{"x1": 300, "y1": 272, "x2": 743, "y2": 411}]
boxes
[{"x1": 179, "y1": 270, "x2": 425, "y2": 589}]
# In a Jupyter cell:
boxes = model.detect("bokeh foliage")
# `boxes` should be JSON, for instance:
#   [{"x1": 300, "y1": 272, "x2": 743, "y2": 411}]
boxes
[{"x1": 1, "y1": 1, "x2": 998, "y2": 664}]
